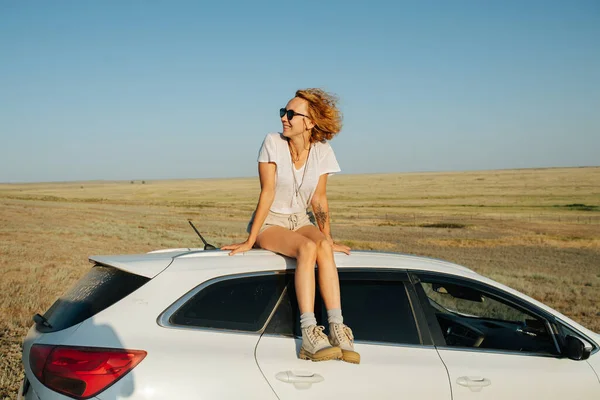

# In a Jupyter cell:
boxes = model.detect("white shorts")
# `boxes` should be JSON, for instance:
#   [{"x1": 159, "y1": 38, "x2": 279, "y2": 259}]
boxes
[{"x1": 247, "y1": 210, "x2": 316, "y2": 235}]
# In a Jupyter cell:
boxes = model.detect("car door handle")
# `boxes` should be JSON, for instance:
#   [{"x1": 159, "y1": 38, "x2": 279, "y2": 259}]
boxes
[
  {"x1": 276, "y1": 371, "x2": 324, "y2": 389},
  {"x1": 456, "y1": 376, "x2": 491, "y2": 392}
]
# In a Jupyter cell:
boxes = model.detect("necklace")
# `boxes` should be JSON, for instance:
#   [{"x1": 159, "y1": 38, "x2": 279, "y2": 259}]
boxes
[
  {"x1": 289, "y1": 142, "x2": 309, "y2": 163},
  {"x1": 290, "y1": 145, "x2": 311, "y2": 206}
]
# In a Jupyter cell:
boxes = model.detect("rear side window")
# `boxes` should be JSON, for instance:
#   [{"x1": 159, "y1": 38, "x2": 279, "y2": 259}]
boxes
[
  {"x1": 266, "y1": 272, "x2": 422, "y2": 345},
  {"x1": 40, "y1": 265, "x2": 150, "y2": 333},
  {"x1": 169, "y1": 274, "x2": 286, "y2": 332},
  {"x1": 340, "y1": 279, "x2": 421, "y2": 344}
]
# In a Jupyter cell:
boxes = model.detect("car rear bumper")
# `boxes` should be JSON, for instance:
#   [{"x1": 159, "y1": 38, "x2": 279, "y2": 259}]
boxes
[{"x1": 18, "y1": 377, "x2": 39, "y2": 400}]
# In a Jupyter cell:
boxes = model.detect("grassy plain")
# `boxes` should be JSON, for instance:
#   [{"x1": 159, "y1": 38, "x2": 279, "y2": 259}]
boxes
[{"x1": 1, "y1": 166, "x2": 599, "y2": 398}]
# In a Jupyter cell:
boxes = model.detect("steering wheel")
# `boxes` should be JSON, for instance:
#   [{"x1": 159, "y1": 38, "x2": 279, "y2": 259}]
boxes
[{"x1": 437, "y1": 313, "x2": 485, "y2": 348}]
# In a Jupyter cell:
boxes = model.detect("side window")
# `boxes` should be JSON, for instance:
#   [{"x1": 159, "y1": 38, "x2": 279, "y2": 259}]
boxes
[
  {"x1": 266, "y1": 272, "x2": 421, "y2": 345},
  {"x1": 169, "y1": 274, "x2": 286, "y2": 332},
  {"x1": 338, "y1": 278, "x2": 421, "y2": 344},
  {"x1": 416, "y1": 275, "x2": 558, "y2": 355}
]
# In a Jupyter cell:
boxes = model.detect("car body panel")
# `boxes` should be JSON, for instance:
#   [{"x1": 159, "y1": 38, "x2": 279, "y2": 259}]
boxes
[
  {"x1": 58, "y1": 261, "x2": 276, "y2": 400},
  {"x1": 588, "y1": 351, "x2": 600, "y2": 383},
  {"x1": 256, "y1": 337, "x2": 452, "y2": 400},
  {"x1": 438, "y1": 347, "x2": 600, "y2": 399},
  {"x1": 21, "y1": 249, "x2": 598, "y2": 399}
]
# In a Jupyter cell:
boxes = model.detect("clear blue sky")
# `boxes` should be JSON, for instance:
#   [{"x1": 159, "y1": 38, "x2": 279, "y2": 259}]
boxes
[{"x1": 1, "y1": 0, "x2": 598, "y2": 183}]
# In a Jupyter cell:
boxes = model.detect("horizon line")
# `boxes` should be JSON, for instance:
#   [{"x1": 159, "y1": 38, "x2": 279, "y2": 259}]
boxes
[{"x1": 1, "y1": 165, "x2": 598, "y2": 185}]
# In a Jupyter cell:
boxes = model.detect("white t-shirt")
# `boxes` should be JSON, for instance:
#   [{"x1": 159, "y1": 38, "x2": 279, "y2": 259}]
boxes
[{"x1": 257, "y1": 133, "x2": 341, "y2": 214}]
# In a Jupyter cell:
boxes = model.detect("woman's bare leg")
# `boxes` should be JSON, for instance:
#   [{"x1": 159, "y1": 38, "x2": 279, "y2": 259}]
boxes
[
  {"x1": 256, "y1": 226, "x2": 317, "y2": 314},
  {"x1": 295, "y1": 225, "x2": 341, "y2": 310},
  {"x1": 257, "y1": 225, "x2": 345, "y2": 361},
  {"x1": 296, "y1": 225, "x2": 360, "y2": 364}
]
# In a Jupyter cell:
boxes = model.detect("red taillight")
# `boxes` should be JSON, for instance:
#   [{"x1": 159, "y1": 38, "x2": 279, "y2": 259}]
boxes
[{"x1": 29, "y1": 344, "x2": 146, "y2": 399}]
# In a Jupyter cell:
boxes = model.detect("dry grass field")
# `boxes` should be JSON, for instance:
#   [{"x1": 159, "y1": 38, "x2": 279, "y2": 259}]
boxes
[{"x1": 1, "y1": 166, "x2": 599, "y2": 398}]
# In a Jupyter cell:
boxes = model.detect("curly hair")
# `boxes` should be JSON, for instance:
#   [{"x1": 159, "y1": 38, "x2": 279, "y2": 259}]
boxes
[{"x1": 295, "y1": 88, "x2": 343, "y2": 143}]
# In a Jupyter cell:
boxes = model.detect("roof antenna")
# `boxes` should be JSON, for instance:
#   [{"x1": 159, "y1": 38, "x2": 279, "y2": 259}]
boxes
[{"x1": 188, "y1": 220, "x2": 217, "y2": 250}]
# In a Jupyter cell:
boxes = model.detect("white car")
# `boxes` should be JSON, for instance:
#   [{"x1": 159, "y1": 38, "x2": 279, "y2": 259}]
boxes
[{"x1": 19, "y1": 248, "x2": 600, "y2": 399}]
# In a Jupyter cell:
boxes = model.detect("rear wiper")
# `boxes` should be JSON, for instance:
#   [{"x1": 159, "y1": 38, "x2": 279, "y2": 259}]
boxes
[
  {"x1": 188, "y1": 220, "x2": 217, "y2": 250},
  {"x1": 33, "y1": 313, "x2": 53, "y2": 329}
]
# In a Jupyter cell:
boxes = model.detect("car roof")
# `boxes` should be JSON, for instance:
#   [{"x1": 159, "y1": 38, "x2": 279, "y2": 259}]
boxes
[{"x1": 89, "y1": 248, "x2": 478, "y2": 279}]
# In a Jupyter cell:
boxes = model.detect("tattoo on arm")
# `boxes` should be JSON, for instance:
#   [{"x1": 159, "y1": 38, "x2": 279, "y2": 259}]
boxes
[{"x1": 314, "y1": 204, "x2": 329, "y2": 228}]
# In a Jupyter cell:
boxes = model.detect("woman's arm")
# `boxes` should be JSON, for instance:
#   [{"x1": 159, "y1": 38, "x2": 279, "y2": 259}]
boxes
[
  {"x1": 247, "y1": 162, "x2": 276, "y2": 243},
  {"x1": 311, "y1": 174, "x2": 351, "y2": 254},
  {"x1": 222, "y1": 162, "x2": 276, "y2": 255},
  {"x1": 311, "y1": 174, "x2": 333, "y2": 240}
]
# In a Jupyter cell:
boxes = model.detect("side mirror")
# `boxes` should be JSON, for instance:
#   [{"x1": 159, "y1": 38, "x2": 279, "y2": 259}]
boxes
[{"x1": 564, "y1": 335, "x2": 592, "y2": 361}]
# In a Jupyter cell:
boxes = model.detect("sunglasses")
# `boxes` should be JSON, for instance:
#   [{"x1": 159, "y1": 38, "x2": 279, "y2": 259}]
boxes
[{"x1": 280, "y1": 108, "x2": 309, "y2": 121}]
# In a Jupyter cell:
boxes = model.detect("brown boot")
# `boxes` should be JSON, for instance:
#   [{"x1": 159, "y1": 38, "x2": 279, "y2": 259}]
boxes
[
  {"x1": 329, "y1": 323, "x2": 360, "y2": 364},
  {"x1": 299, "y1": 325, "x2": 343, "y2": 362}
]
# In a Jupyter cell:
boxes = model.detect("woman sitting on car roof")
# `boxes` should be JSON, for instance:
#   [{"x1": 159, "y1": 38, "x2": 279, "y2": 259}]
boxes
[{"x1": 222, "y1": 88, "x2": 359, "y2": 364}]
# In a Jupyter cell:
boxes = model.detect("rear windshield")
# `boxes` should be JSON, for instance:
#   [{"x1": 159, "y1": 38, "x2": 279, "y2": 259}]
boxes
[{"x1": 39, "y1": 265, "x2": 150, "y2": 333}]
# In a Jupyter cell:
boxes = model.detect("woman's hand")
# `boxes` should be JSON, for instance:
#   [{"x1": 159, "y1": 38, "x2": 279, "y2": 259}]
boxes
[
  {"x1": 327, "y1": 238, "x2": 351, "y2": 255},
  {"x1": 221, "y1": 240, "x2": 254, "y2": 256}
]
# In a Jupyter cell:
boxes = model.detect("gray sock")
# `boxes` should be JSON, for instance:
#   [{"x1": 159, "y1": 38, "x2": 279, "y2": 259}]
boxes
[
  {"x1": 300, "y1": 312, "x2": 317, "y2": 329},
  {"x1": 327, "y1": 308, "x2": 344, "y2": 325}
]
